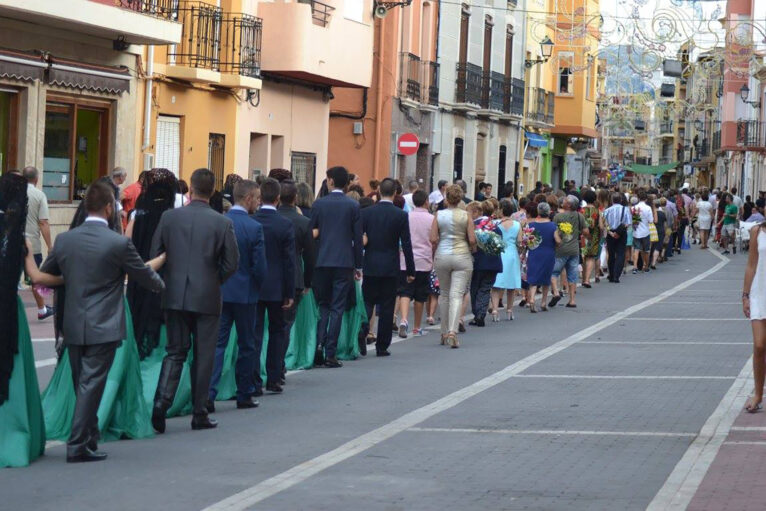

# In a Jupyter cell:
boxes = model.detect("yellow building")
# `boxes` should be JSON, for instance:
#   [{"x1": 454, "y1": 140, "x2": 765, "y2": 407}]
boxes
[
  {"x1": 549, "y1": 0, "x2": 600, "y2": 188},
  {"x1": 144, "y1": 0, "x2": 373, "y2": 190}
]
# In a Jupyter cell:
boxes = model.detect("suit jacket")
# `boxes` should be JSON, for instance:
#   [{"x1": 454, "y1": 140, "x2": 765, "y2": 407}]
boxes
[
  {"x1": 310, "y1": 191, "x2": 363, "y2": 269},
  {"x1": 278, "y1": 205, "x2": 315, "y2": 290},
  {"x1": 151, "y1": 200, "x2": 239, "y2": 315},
  {"x1": 41, "y1": 220, "x2": 164, "y2": 345},
  {"x1": 252, "y1": 207, "x2": 296, "y2": 302},
  {"x1": 221, "y1": 208, "x2": 267, "y2": 304},
  {"x1": 361, "y1": 201, "x2": 415, "y2": 278}
]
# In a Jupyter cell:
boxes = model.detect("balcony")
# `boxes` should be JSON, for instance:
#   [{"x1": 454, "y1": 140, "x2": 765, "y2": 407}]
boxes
[
  {"x1": 736, "y1": 120, "x2": 766, "y2": 150},
  {"x1": 219, "y1": 13, "x2": 262, "y2": 88},
  {"x1": 0, "y1": 0, "x2": 182, "y2": 45},
  {"x1": 659, "y1": 120, "x2": 673, "y2": 136},
  {"x1": 484, "y1": 71, "x2": 506, "y2": 112},
  {"x1": 398, "y1": 54, "x2": 439, "y2": 107},
  {"x1": 455, "y1": 62, "x2": 483, "y2": 107},
  {"x1": 712, "y1": 129, "x2": 721, "y2": 153},
  {"x1": 545, "y1": 91, "x2": 555, "y2": 125},
  {"x1": 525, "y1": 86, "x2": 553, "y2": 127},
  {"x1": 259, "y1": 0, "x2": 372, "y2": 88},
  {"x1": 696, "y1": 138, "x2": 711, "y2": 159},
  {"x1": 510, "y1": 78, "x2": 524, "y2": 116}
]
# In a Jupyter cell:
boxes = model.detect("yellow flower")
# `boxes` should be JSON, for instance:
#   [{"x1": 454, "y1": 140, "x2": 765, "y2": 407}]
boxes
[{"x1": 559, "y1": 222, "x2": 573, "y2": 235}]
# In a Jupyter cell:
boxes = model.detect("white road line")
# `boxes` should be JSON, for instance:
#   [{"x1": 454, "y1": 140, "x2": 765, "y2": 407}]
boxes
[
  {"x1": 202, "y1": 243, "x2": 730, "y2": 511},
  {"x1": 730, "y1": 426, "x2": 766, "y2": 431},
  {"x1": 722, "y1": 441, "x2": 766, "y2": 446},
  {"x1": 31, "y1": 337, "x2": 56, "y2": 343},
  {"x1": 580, "y1": 341, "x2": 751, "y2": 346},
  {"x1": 408, "y1": 427, "x2": 697, "y2": 438},
  {"x1": 513, "y1": 375, "x2": 735, "y2": 380},
  {"x1": 658, "y1": 301, "x2": 741, "y2": 305},
  {"x1": 35, "y1": 358, "x2": 57, "y2": 368},
  {"x1": 646, "y1": 356, "x2": 752, "y2": 510},
  {"x1": 623, "y1": 317, "x2": 747, "y2": 321}
]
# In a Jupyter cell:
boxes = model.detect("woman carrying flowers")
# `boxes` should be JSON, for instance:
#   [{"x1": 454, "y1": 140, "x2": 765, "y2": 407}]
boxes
[
  {"x1": 580, "y1": 189, "x2": 605, "y2": 288},
  {"x1": 468, "y1": 201, "x2": 504, "y2": 326}
]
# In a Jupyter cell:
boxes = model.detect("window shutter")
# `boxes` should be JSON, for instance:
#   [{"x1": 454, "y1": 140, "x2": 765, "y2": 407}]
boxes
[{"x1": 156, "y1": 116, "x2": 180, "y2": 176}]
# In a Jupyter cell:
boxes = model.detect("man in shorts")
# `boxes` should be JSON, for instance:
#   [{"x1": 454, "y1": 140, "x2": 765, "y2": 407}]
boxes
[
  {"x1": 631, "y1": 190, "x2": 653, "y2": 273},
  {"x1": 397, "y1": 190, "x2": 434, "y2": 337},
  {"x1": 550, "y1": 195, "x2": 588, "y2": 308},
  {"x1": 23, "y1": 166, "x2": 55, "y2": 320},
  {"x1": 721, "y1": 193, "x2": 738, "y2": 255}
]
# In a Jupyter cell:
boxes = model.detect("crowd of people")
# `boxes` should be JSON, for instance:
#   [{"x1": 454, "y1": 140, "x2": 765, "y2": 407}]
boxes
[{"x1": 0, "y1": 162, "x2": 761, "y2": 468}]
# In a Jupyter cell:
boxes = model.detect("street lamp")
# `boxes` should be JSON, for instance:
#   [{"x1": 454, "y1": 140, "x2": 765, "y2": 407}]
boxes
[
  {"x1": 525, "y1": 36, "x2": 554, "y2": 68},
  {"x1": 739, "y1": 83, "x2": 761, "y2": 108}
]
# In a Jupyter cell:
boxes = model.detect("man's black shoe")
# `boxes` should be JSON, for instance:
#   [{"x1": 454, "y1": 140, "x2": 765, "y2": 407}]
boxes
[
  {"x1": 474, "y1": 318, "x2": 485, "y2": 327},
  {"x1": 324, "y1": 358, "x2": 343, "y2": 368},
  {"x1": 191, "y1": 416, "x2": 218, "y2": 430},
  {"x1": 151, "y1": 407, "x2": 166, "y2": 434},
  {"x1": 236, "y1": 399, "x2": 259, "y2": 409},
  {"x1": 206, "y1": 399, "x2": 216, "y2": 414},
  {"x1": 67, "y1": 448, "x2": 107, "y2": 463},
  {"x1": 278, "y1": 378, "x2": 286, "y2": 386},
  {"x1": 376, "y1": 350, "x2": 391, "y2": 357},
  {"x1": 266, "y1": 383, "x2": 283, "y2": 393},
  {"x1": 253, "y1": 388, "x2": 264, "y2": 397},
  {"x1": 314, "y1": 347, "x2": 325, "y2": 366}
]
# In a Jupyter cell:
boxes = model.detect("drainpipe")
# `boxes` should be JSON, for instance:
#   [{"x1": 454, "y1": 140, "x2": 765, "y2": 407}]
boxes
[
  {"x1": 373, "y1": 18, "x2": 385, "y2": 179},
  {"x1": 142, "y1": 45, "x2": 154, "y2": 171}
]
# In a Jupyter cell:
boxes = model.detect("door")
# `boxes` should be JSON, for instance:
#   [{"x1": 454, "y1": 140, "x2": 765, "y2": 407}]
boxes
[
  {"x1": 208, "y1": 133, "x2": 225, "y2": 191},
  {"x1": 498, "y1": 145, "x2": 507, "y2": 187},
  {"x1": 453, "y1": 137, "x2": 464, "y2": 181},
  {"x1": 156, "y1": 115, "x2": 181, "y2": 176},
  {"x1": 0, "y1": 90, "x2": 18, "y2": 173}
]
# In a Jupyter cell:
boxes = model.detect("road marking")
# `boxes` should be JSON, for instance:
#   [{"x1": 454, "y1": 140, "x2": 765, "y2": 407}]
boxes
[
  {"x1": 623, "y1": 318, "x2": 747, "y2": 321},
  {"x1": 32, "y1": 337, "x2": 56, "y2": 343},
  {"x1": 658, "y1": 301, "x2": 740, "y2": 305},
  {"x1": 580, "y1": 341, "x2": 751, "y2": 346},
  {"x1": 722, "y1": 441, "x2": 766, "y2": 446},
  {"x1": 408, "y1": 427, "x2": 697, "y2": 438},
  {"x1": 730, "y1": 426, "x2": 766, "y2": 431},
  {"x1": 513, "y1": 375, "x2": 735, "y2": 380},
  {"x1": 203, "y1": 244, "x2": 730, "y2": 511},
  {"x1": 646, "y1": 356, "x2": 752, "y2": 510},
  {"x1": 35, "y1": 358, "x2": 57, "y2": 368}
]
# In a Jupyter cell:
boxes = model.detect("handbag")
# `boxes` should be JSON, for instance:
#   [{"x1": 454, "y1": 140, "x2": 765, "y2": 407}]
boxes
[{"x1": 649, "y1": 222, "x2": 659, "y2": 243}]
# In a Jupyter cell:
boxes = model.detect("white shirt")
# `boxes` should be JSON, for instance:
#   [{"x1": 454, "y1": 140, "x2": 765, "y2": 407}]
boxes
[
  {"x1": 428, "y1": 190, "x2": 444, "y2": 205},
  {"x1": 403, "y1": 193, "x2": 415, "y2": 212},
  {"x1": 260, "y1": 205, "x2": 277, "y2": 211},
  {"x1": 84, "y1": 216, "x2": 109, "y2": 226},
  {"x1": 230, "y1": 205, "x2": 248, "y2": 213},
  {"x1": 633, "y1": 201, "x2": 653, "y2": 239}
]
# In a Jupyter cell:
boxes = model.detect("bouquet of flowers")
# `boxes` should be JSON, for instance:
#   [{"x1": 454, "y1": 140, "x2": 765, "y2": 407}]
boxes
[
  {"x1": 475, "y1": 228, "x2": 507, "y2": 256},
  {"x1": 558, "y1": 221, "x2": 574, "y2": 242},
  {"x1": 631, "y1": 206, "x2": 641, "y2": 226},
  {"x1": 522, "y1": 226, "x2": 542, "y2": 250}
]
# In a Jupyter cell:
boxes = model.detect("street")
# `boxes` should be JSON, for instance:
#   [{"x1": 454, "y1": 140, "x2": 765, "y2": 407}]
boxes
[{"x1": 2, "y1": 247, "x2": 758, "y2": 511}]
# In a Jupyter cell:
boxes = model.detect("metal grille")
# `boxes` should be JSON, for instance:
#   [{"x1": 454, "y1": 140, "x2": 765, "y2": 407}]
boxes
[
  {"x1": 119, "y1": 0, "x2": 179, "y2": 19},
  {"x1": 511, "y1": 78, "x2": 524, "y2": 115},
  {"x1": 170, "y1": 2, "x2": 223, "y2": 71},
  {"x1": 456, "y1": 62, "x2": 483, "y2": 106},
  {"x1": 220, "y1": 13, "x2": 262, "y2": 78},
  {"x1": 291, "y1": 151, "x2": 316, "y2": 186},
  {"x1": 488, "y1": 71, "x2": 505, "y2": 111},
  {"x1": 426, "y1": 61, "x2": 439, "y2": 106},
  {"x1": 208, "y1": 133, "x2": 225, "y2": 191},
  {"x1": 399, "y1": 53, "x2": 422, "y2": 102},
  {"x1": 298, "y1": 0, "x2": 335, "y2": 27}
]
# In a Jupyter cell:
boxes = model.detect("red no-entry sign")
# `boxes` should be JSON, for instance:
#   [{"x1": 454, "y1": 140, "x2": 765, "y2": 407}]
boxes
[{"x1": 397, "y1": 133, "x2": 420, "y2": 156}]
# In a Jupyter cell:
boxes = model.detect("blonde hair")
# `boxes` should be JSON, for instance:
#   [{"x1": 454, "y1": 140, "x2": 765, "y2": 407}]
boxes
[{"x1": 445, "y1": 184, "x2": 464, "y2": 206}]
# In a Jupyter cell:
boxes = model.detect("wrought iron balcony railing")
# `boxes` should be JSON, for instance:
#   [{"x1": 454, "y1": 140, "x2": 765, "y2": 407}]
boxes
[
  {"x1": 170, "y1": 2, "x2": 223, "y2": 71},
  {"x1": 220, "y1": 13, "x2": 262, "y2": 78},
  {"x1": 712, "y1": 129, "x2": 721, "y2": 152},
  {"x1": 297, "y1": 0, "x2": 335, "y2": 27},
  {"x1": 456, "y1": 62, "x2": 483, "y2": 106},
  {"x1": 487, "y1": 71, "x2": 506, "y2": 112},
  {"x1": 511, "y1": 78, "x2": 524, "y2": 116},
  {"x1": 400, "y1": 53, "x2": 422, "y2": 102},
  {"x1": 425, "y1": 61, "x2": 439, "y2": 106},
  {"x1": 119, "y1": 0, "x2": 179, "y2": 20},
  {"x1": 525, "y1": 86, "x2": 552, "y2": 125},
  {"x1": 659, "y1": 120, "x2": 673, "y2": 135},
  {"x1": 545, "y1": 91, "x2": 555, "y2": 125},
  {"x1": 736, "y1": 120, "x2": 766, "y2": 148}
]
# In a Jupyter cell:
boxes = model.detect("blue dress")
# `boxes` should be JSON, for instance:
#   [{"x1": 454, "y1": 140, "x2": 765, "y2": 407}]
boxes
[
  {"x1": 494, "y1": 220, "x2": 522, "y2": 289},
  {"x1": 526, "y1": 221, "x2": 557, "y2": 286}
]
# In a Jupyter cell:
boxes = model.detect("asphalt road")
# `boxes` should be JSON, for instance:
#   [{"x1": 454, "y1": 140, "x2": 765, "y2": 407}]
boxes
[{"x1": 2, "y1": 247, "x2": 753, "y2": 511}]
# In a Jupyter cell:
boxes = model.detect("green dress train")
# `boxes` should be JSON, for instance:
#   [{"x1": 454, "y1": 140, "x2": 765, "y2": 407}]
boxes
[
  {"x1": 0, "y1": 298, "x2": 46, "y2": 467},
  {"x1": 41, "y1": 298, "x2": 154, "y2": 442}
]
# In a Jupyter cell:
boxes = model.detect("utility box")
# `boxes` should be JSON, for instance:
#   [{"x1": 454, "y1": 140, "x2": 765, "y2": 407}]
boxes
[{"x1": 353, "y1": 122, "x2": 364, "y2": 135}]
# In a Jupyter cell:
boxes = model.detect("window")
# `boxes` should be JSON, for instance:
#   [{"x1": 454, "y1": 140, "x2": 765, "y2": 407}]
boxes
[
  {"x1": 557, "y1": 52, "x2": 574, "y2": 95},
  {"x1": 453, "y1": 137, "x2": 464, "y2": 180},
  {"x1": 291, "y1": 151, "x2": 316, "y2": 187},
  {"x1": 504, "y1": 26, "x2": 514, "y2": 80},
  {"x1": 459, "y1": 5, "x2": 470, "y2": 64},
  {"x1": 208, "y1": 133, "x2": 225, "y2": 191},
  {"x1": 42, "y1": 95, "x2": 110, "y2": 201},
  {"x1": 0, "y1": 90, "x2": 17, "y2": 173},
  {"x1": 155, "y1": 116, "x2": 181, "y2": 176}
]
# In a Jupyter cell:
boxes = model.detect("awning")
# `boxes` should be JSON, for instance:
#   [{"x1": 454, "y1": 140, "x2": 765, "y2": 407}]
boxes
[
  {"x1": 525, "y1": 131, "x2": 548, "y2": 148},
  {"x1": 48, "y1": 56, "x2": 131, "y2": 94},
  {"x1": 0, "y1": 49, "x2": 46, "y2": 83},
  {"x1": 626, "y1": 161, "x2": 679, "y2": 176}
]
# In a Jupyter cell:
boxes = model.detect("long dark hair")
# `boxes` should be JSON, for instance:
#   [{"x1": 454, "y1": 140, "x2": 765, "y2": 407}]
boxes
[
  {"x1": 127, "y1": 168, "x2": 177, "y2": 358},
  {"x1": 0, "y1": 173, "x2": 27, "y2": 404}
]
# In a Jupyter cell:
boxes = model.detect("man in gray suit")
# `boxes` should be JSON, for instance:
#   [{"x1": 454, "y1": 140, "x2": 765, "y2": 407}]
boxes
[
  {"x1": 41, "y1": 181, "x2": 164, "y2": 463},
  {"x1": 151, "y1": 168, "x2": 239, "y2": 432}
]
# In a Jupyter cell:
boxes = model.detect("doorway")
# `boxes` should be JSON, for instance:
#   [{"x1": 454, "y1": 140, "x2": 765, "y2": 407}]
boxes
[
  {"x1": 0, "y1": 90, "x2": 17, "y2": 174},
  {"x1": 208, "y1": 133, "x2": 225, "y2": 191}
]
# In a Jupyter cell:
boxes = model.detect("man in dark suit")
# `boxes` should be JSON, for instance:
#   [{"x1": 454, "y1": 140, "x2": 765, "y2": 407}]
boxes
[
  {"x1": 41, "y1": 181, "x2": 164, "y2": 462},
  {"x1": 278, "y1": 179, "x2": 315, "y2": 380},
  {"x1": 310, "y1": 166, "x2": 363, "y2": 368},
  {"x1": 253, "y1": 178, "x2": 296, "y2": 394},
  {"x1": 361, "y1": 178, "x2": 415, "y2": 356},
  {"x1": 208, "y1": 180, "x2": 266, "y2": 411},
  {"x1": 150, "y1": 168, "x2": 239, "y2": 432}
]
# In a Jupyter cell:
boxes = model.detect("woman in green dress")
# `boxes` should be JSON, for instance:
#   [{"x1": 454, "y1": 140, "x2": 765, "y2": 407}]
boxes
[{"x1": 0, "y1": 172, "x2": 46, "y2": 468}]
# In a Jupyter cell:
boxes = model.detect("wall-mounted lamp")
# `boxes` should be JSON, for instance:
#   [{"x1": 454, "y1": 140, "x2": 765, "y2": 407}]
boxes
[
  {"x1": 525, "y1": 36, "x2": 554, "y2": 68},
  {"x1": 740, "y1": 84, "x2": 761, "y2": 108}
]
